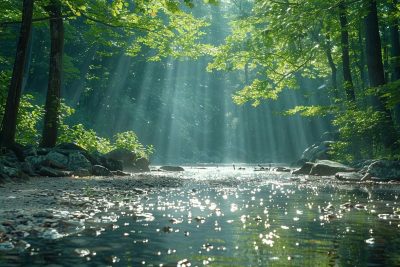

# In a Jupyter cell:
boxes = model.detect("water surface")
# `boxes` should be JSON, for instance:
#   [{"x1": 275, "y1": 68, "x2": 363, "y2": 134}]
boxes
[{"x1": 1, "y1": 167, "x2": 400, "y2": 266}]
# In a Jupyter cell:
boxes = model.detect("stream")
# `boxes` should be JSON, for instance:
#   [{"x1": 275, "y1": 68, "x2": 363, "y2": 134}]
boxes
[{"x1": 1, "y1": 166, "x2": 400, "y2": 266}]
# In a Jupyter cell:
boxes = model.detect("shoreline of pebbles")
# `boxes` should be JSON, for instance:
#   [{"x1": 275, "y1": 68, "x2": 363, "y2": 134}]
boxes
[{"x1": 0, "y1": 173, "x2": 184, "y2": 252}]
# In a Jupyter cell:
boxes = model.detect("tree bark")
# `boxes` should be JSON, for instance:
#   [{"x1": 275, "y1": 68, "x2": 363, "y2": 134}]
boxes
[
  {"x1": 324, "y1": 36, "x2": 338, "y2": 95},
  {"x1": 365, "y1": 0, "x2": 386, "y2": 88},
  {"x1": 390, "y1": 0, "x2": 400, "y2": 81},
  {"x1": 41, "y1": 0, "x2": 64, "y2": 148},
  {"x1": 338, "y1": 1, "x2": 356, "y2": 102},
  {"x1": 0, "y1": 0, "x2": 34, "y2": 147},
  {"x1": 364, "y1": 0, "x2": 398, "y2": 147},
  {"x1": 357, "y1": 25, "x2": 367, "y2": 90}
]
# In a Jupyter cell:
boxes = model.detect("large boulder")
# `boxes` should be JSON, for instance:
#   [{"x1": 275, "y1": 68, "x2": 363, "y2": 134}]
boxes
[
  {"x1": 364, "y1": 160, "x2": 400, "y2": 180},
  {"x1": 301, "y1": 141, "x2": 334, "y2": 162},
  {"x1": 2, "y1": 166, "x2": 23, "y2": 178},
  {"x1": 25, "y1": 155, "x2": 47, "y2": 170},
  {"x1": 68, "y1": 152, "x2": 92, "y2": 171},
  {"x1": 105, "y1": 148, "x2": 136, "y2": 170},
  {"x1": 44, "y1": 151, "x2": 68, "y2": 169},
  {"x1": 292, "y1": 162, "x2": 314, "y2": 175},
  {"x1": 135, "y1": 158, "x2": 150, "y2": 172},
  {"x1": 310, "y1": 160, "x2": 355, "y2": 176},
  {"x1": 55, "y1": 143, "x2": 100, "y2": 166}
]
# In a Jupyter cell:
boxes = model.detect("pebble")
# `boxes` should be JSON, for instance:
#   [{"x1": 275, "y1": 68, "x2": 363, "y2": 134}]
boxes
[{"x1": 0, "y1": 241, "x2": 15, "y2": 251}]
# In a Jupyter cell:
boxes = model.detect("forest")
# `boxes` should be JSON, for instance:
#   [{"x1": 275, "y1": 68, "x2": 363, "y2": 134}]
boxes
[
  {"x1": 1, "y1": 0, "x2": 400, "y2": 166},
  {"x1": 2, "y1": 0, "x2": 400, "y2": 266}
]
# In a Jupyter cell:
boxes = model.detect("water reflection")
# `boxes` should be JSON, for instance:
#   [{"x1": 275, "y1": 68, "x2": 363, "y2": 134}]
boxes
[{"x1": 1, "y1": 167, "x2": 400, "y2": 266}]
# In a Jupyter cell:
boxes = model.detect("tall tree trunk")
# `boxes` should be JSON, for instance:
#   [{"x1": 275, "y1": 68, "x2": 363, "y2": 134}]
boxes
[
  {"x1": 0, "y1": 0, "x2": 34, "y2": 147},
  {"x1": 390, "y1": 0, "x2": 400, "y2": 81},
  {"x1": 338, "y1": 1, "x2": 356, "y2": 102},
  {"x1": 357, "y1": 25, "x2": 367, "y2": 90},
  {"x1": 382, "y1": 29, "x2": 390, "y2": 83},
  {"x1": 365, "y1": 0, "x2": 398, "y2": 147},
  {"x1": 321, "y1": 31, "x2": 338, "y2": 96},
  {"x1": 41, "y1": 0, "x2": 64, "y2": 148}
]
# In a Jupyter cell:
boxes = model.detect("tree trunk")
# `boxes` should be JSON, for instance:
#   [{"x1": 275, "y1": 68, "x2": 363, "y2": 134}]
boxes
[
  {"x1": 390, "y1": 0, "x2": 400, "y2": 81},
  {"x1": 382, "y1": 29, "x2": 390, "y2": 83},
  {"x1": 0, "y1": 0, "x2": 34, "y2": 147},
  {"x1": 357, "y1": 25, "x2": 367, "y2": 90},
  {"x1": 364, "y1": 0, "x2": 398, "y2": 147},
  {"x1": 338, "y1": 1, "x2": 356, "y2": 102},
  {"x1": 325, "y1": 37, "x2": 338, "y2": 95},
  {"x1": 365, "y1": 0, "x2": 386, "y2": 88},
  {"x1": 41, "y1": 0, "x2": 64, "y2": 148}
]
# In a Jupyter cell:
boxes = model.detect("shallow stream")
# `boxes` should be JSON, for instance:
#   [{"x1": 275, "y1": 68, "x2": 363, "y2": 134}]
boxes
[{"x1": 1, "y1": 167, "x2": 400, "y2": 266}]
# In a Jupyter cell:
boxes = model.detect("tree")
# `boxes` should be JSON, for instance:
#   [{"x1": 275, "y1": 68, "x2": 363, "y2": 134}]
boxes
[
  {"x1": 338, "y1": 0, "x2": 355, "y2": 102},
  {"x1": 40, "y1": 0, "x2": 64, "y2": 148},
  {"x1": 0, "y1": 0, "x2": 34, "y2": 148}
]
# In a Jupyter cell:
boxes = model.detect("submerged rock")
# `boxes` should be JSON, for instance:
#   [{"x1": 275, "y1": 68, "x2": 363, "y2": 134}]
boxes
[
  {"x1": 160, "y1": 166, "x2": 185, "y2": 172},
  {"x1": 310, "y1": 160, "x2": 355, "y2": 176},
  {"x1": 292, "y1": 162, "x2": 314, "y2": 175},
  {"x1": 335, "y1": 172, "x2": 363, "y2": 181},
  {"x1": 273, "y1": 167, "x2": 291, "y2": 172}
]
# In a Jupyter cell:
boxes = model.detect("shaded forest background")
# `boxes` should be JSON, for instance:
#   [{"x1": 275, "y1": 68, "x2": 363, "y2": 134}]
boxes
[{"x1": 1, "y1": 0, "x2": 399, "y2": 164}]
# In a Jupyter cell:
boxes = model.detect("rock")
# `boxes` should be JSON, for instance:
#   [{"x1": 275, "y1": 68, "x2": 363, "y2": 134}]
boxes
[
  {"x1": 301, "y1": 141, "x2": 334, "y2": 162},
  {"x1": 55, "y1": 142, "x2": 87, "y2": 152},
  {"x1": 68, "y1": 152, "x2": 92, "y2": 171},
  {"x1": 36, "y1": 148, "x2": 51, "y2": 156},
  {"x1": 134, "y1": 158, "x2": 150, "y2": 172},
  {"x1": 160, "y1": 166, "x2": 185, "y2": 172},
  {"x1": 22, "y1": 146, "x2": 37, "y2": 158},
  {"x1": 20, "y1": 162, "x2": 36, "y2": 176},
  {"x1": 274, "y1": 167, "x2": 291, "y2": 172},
  {"x1": 292, "y1": 162, "x2": 314, "y2": 175},
  {"x1": 365, "y1": 160, "x2": 400, "y2": 180},
  {"x1": 105, "y1": 148, "x2": 136, "y2": 170},
  {"x1": 72, "y1": 168, "x2": 91, "y2": 177},
  {"x1": 335, "y1": 172, "x2": 364, "y2": 181},
  {"x1": 99, "y1": 157, "x2": 123, "y2": 171},
  {"x1": 310, "y1": 160, "x2": 355, "y2": 176},
  {"x1": 38, "y1": 167, "x2": 67, "y2": 177},
  {"x1": 2, "y1": 166, "x2": 24, "y2": 178},
  {"x1": 45, "y1": 151, "x2": 68, "y2": 169},
  {"x1": 25, "y1": 155, "x2": 46, "y2": 169},
  {"x1": 0, "y1": 241, "x2": 14, "y2": 251},
  {"x1": 111, "y1": 170, "x2": 131, "y2": 176},
  {"x1": 92, "y1": 165, "x2": 112, "y2": 176}
]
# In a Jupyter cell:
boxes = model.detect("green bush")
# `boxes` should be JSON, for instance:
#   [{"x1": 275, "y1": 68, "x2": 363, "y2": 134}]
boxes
[
  {"x1": 114, "y1": 131, "x2": 154, "y2": 159},
  {"x1": 0, "y1": 93, "x2": 153, "y2": 159}
]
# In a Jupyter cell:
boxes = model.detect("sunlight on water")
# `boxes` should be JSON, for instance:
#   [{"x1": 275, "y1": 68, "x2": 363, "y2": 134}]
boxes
[{"x1": 1, "y1": 167, "x2": 400, "y2": 266}]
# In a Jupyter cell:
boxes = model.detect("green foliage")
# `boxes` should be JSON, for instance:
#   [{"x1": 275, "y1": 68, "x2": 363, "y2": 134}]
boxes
[
  {"x1": 58, "y1": 109, "x2": 153, "y2": 158},
  {"x1": 330, "y1": 107, "x2": 387, "y2": 161},
  {"x1": 283, "y1": 105, "x2": 336, "y2": 117},
  {"x1": 15, "y1": 95, "x2": 44, "y2": 145},
  {"x1": 114, "y1": 131, "x2": 154, "y2": 159},
  {"x1": 367, "y1": 80, "x2": 400, "y2": 109},
  {"x1": 58, "y1": 123, "x2": 114, "y2": 154}
]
